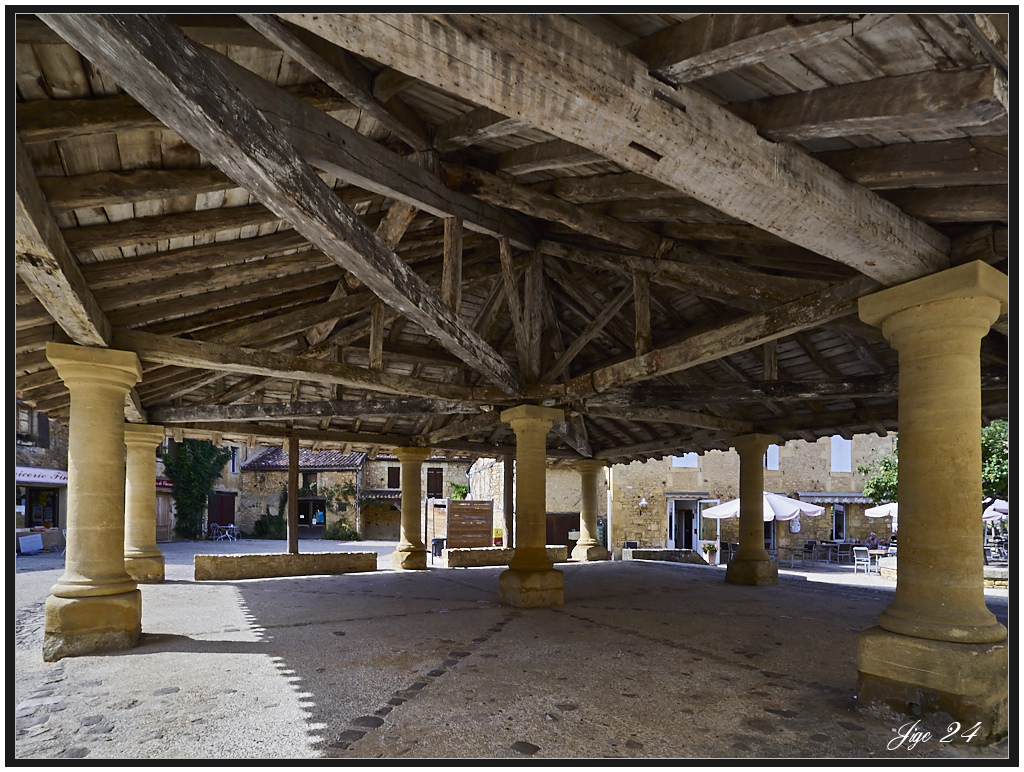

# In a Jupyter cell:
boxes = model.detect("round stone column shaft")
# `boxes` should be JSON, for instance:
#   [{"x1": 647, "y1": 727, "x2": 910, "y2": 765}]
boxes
[
  {"x1": 499, "y1": 405, "x2": 564, "y2": 607},
  {"x1": 393, "y1": 446, "x2": 431, "y2": 570},
  {"x1": 124, "y1": 424, "x2": 167, "y2": 583},
  {"x1": 856, "y1": 261, "x2": 1008, "y2": 741},
  {"x1": 725, "y1": 433, "x2": 779, "y2": 586},
  {"x1": 572, "y1": 459, "x2": 608, "y2": 561},
  {"x1": 44, "y1": 342, "x2": 143, "y2": 661}
]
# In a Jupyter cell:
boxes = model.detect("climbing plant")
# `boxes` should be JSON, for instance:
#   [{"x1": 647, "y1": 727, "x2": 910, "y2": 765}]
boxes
[
  {"x1": 857, "y1": 436, "x2": 899, "y2": 505},
  {"x1": 162, "y1": 439, "x2": 231, "y2": 540},
  {"x1": 449, "y1": 482, "x2": 469, "y2": 500},
  {"x1": 981, "y1": 419, "x2": 1009, "y2": 499}
]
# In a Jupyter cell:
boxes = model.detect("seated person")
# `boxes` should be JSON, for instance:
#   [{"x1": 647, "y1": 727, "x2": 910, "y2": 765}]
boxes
[{"x1": 864, "y1": 531, "x2": 881, "y2": 550}]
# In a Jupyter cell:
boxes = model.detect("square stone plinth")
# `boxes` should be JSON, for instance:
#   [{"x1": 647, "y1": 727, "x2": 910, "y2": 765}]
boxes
[
  {"x1": 393, "y1": 548, "x2": 428, "y2": 571},
  {"x1": 724, "y1": 558, "x2": 778, "y2": 586},
  {"x1": 571, "y1": 544, "x2": 609, "y2": 562},
  {"x1": 858, "y1": 626, "x2": 1008, "y2": 742},
  {"x1": 125, "y1": 554, "x2": 166, "y2": 584},
  {"x1": 499, "y1": 568, "x2": 564, "y2": 608},
  {"x1": 43, "y1": 590, "x2": 142, "y2": 662}
]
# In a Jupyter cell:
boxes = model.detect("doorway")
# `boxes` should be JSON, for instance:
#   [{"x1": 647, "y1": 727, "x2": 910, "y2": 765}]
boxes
[{"x1": 668, "y1": 498, "x2": 721, "y2": 550}]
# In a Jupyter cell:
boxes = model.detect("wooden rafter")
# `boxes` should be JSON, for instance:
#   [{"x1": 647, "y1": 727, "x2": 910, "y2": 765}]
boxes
[{"x1": 42, "y1": 13, "x2": 524, "y2": 397}]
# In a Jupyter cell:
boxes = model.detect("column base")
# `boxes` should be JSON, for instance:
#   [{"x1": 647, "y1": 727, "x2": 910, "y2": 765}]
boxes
[
  {"x1": 125, "y1": 553, "x2": 166, "y2": 583},
  {"x1": 571, "y1": 542, "x2": 609, "y2": 561},
  {"x1": 43, "y1": 590, "x2": 142, "y2": 662},
  {"x1": 498, "y1": 568, "x2": 564, "y2": 608},
  {"x1": 857, "y1": 626, "x2": 1008, "y2": 743},
  {"x1": 724, "y1": 558, "x2": 778, "y2": 586},
  {"x1": 392, "y1": 547, "x2": 428, "y2": 570}
]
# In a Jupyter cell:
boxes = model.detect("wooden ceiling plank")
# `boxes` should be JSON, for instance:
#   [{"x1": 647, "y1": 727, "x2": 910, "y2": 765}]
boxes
[
  {"x1": 497, "y1": 139, "x2": 603, "y2": 176},
  {"x1": 41, "y1": 14, "x2": 524, "y2": 398},
  {"x1": 290, "y1": 13, "x2": 949, "y2": 285},
  {"x1": 39, "y1": 167, "x2": 236, "y2": 210}
]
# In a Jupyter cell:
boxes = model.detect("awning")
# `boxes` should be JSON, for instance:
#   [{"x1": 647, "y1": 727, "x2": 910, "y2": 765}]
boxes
[{"x1": 15, "y1": 466, "x2": 68, "y2": 486}]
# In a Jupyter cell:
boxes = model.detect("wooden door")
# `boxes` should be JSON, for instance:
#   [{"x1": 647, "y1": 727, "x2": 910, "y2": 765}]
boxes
[
  {"x1": 155, "y1": 493, "x2": 174, "y2": 542},
  {"x1": 207, "y1": 491, "x2": 237, "y2": 527}
]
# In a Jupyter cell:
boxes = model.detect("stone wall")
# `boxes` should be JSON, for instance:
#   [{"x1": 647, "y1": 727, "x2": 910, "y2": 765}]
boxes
[
  {"x1": 443, "y1": 545, "x2": 568, "y2": 568},
  {"x1": 15, "y1": 413, "x2": 69, "y2": 471},
  {"x1": 194, "y1": 551, "x2": 376, "y2": 580},
  {"x1": 236, "y1": 468, "x2": 359, "y2": 535}
]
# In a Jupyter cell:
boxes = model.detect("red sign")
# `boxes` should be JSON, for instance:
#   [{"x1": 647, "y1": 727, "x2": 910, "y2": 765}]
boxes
[{"x1": 156, "y1": 477, "x2": 174, "y2": 491}]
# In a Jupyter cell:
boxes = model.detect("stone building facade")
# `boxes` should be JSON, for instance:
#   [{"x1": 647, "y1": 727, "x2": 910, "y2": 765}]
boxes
[
  {"x1": 470, "y1": 432, "x2": 896, "y2": 559},
  {"x1": 15, "y1": 402, "x2": 70, "y2": 532}
]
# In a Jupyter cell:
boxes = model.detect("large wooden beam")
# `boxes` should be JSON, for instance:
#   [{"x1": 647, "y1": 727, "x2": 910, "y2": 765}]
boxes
[
  {"x1": 288, "y1": 13, "x2": 949, "y2": 285},
  {"x1": 540, "y1": 285, "x2": 632, "y2": 383},
  {"x1": 16, "y1": 136, "x2": 145, "y2": 422},
  {"x1": 628, "y1": 13, "x2": 884, "y2": 83},
  {"x1": 814, "y1": 136, "x2": 1008, "y2": 190},
  {"x1": 582, "y1": 404, "x2": 754, "y2": 435},
  {"x1": 240, "y1": 14, "x2": 430, "y2": 151},
  {"x1": 433, "y1": 106, "x2": 528, "y2": 152},
  {"x1": 110, "y1": 328, "x2": 506, "y2": 404},
  {"x1": 15, "y1": 137, "x2": 110, "y2": 348},
  {"x1": 560, "y1": 275, "x2": 881, "y2": 400},
  {"x1": 169, "y1": 421, "x2": 410, "y2": 450},
  {"x1": 42, "y1": 14, "x2": 523, "y2": 398},
  {"x1": 733, "y1": 66, "x2": 1008, "y2": 142},
  {"x1": 200, "y1": 45, "x2": 536, "y2": 250},
  {"x1": 39, "y1": 167, "x2": 237, "y2": 210},
  {"x1": 150, "y1": 397, "x2": 484, "y2": 424}
]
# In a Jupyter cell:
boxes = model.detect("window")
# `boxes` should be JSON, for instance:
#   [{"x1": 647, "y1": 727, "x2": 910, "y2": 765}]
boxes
[
  {"x1": 15, "y1": 403, "x2": 49, "y2": 448},
  {"x1": 672, "y1": 453, "x2": 699, "y2": 468},
  {"x1": 17, "y1": 403, "x2": 33, "y2": 435},
  {"x1": 832, "y1": 504, "x2": 846, "y2": 541},
  {"x1": 830, "y1": 435, "x2": 852, "y2": 473},
  {"x1": 229, "y1": 447, "x2": 239, "y2": 474},
  {"x1": 427, "y1": 467, "x2": 444, "y2": 498},
  {"x1": 764, "y1": 444, "x2": 779, "y2": 471},
  {"x1": 387, "y1": 466, "x2": 400, "y2": 489},
  {"x1": 302, "y1": 471, "x2": 317, "y2": 491}
]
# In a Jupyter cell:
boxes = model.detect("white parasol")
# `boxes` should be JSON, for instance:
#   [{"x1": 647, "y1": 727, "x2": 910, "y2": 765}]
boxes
[
  {"x1": 983, "y1": 499, "x2": 1009, "y2": 522},
  {"x1": 699, "y1": 492, "x2": 825, "y2": 522}
]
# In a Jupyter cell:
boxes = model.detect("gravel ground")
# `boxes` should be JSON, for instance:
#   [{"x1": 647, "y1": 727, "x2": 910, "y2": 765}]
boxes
[{"x1": 12, "y1": 540, "x2": 1011, "y2": 761}]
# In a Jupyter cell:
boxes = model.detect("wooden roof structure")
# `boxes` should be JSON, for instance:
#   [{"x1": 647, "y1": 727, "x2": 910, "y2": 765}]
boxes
[{"x1": 15, "y1": 13, "x2": 1010, "y2": 466}]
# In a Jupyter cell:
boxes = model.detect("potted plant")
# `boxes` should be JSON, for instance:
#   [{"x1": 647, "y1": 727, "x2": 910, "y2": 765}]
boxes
[{"x1": 700, "y1": 540, "x2": 719, "y2": 565}]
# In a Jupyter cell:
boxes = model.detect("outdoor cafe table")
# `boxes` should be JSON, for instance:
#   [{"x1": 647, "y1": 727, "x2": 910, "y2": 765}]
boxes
[
  {"x1": 868, "y1": 549, "x2": 887, "y2": 572},
  {"x1": 776, "y1": 545, "x2": 817, "y2": 568}
]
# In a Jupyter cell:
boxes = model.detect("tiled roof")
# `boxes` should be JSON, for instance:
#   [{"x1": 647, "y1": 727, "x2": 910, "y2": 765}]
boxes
[
  {"x1": 361, "y1": 488, "x2": 402, "y2": 501},
  {"x1": 242, "y1": 447, "x2": 366, "y2": 471}
]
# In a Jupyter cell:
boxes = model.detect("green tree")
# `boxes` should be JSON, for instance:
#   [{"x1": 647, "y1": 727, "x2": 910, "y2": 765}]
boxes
[
  {"x1": 981, "y1": 419, "x2": 1009, "y2": 499},
  {"x1": 857, "y1": 436, "x2": 899, "y2": 505},
  {"x1": 162, "y1": 439, "x2": 231, "y2": 540}
]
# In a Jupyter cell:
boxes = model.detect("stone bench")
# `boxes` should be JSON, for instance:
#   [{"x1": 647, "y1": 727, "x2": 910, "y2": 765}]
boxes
[
  {"x1": 877, "y1": 556, "x2": 1008, "y2": 588},
  {"x1": 443, "y1": 545, "x2": 568, "y2": 568},
  {"x1": 195, "y1": 551, "x2": 377, "y2": 581},
  {"x1": 622, "y1": 548, "x2": 709, "y2": 565}
]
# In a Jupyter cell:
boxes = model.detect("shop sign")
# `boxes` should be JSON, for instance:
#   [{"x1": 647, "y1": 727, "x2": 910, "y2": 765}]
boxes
[
  {"x1": 156, "y1": 477, "x2": 174, "y2": 491},
  {"x1": 15, "y1": 466, "x2": 68, "y2": 486}
]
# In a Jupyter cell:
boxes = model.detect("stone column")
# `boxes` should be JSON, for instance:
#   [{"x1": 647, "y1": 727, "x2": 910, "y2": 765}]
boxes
[
  {"x1": 44, "y1": 342, "x2": 143, "y2": 661},
  {"x1": 499, "y1": 405, "x2": 564, "y2": 607},
  {"x1": 393, "y1": 446, "x2": 430, "y2": 570},
  {"x1": 124, "y1": 424, "x2": 167, "y2": 583},
  {"x1": 856, "y1": 261, "x2": 1008, "y2": 740},
  {"x1": 502, "y1": 453, "x2": 515, "y2": 548},
  {"x1": 572, "y1": 459, "x2": 608, "y2": 561},
  {"x1": 725, "y1": 433, "x2": 779, "y2": 586}
]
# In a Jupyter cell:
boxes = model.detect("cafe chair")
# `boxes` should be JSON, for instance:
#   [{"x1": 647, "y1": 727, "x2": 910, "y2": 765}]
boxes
[{"x1": 852, "y1": 546, "x2": 872, "y2": 573}]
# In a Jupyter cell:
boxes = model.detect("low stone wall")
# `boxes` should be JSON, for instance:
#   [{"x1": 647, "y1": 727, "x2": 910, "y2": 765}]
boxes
[
  {"x1": 622, "y1": 548, "x2": 709, "y2": 565},
  {"x1": 443, "y1": 545, "x2": 568, "y2": 568},
  {"x1": 195, "y1": 551, "x2": 377, "y2": 581},
  {"x1": 878, "y1": 557, "x2": 1008, "y2": 588}
]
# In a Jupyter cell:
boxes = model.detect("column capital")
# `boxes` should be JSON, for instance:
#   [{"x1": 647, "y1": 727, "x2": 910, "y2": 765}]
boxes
[
  {"x1": 859, "y1": 261, "x2": 1008, "y2": 329},
  {"x1": 500, "y1": 404, "x2": 564, "y2": 429},
  {"x1": 575, "y1": 458, "x2": 607, "y2": 474},
  {"x1": 124, "y1": 423, "x2": 166, "y2": 447},
  {"x1": 393, "y1": 446, "x2": 431, "y2": 463},
  {"x1": 46, "y1": 342, "x2": 142, "y2": 390},
  {"x1": 731, "y1": 433, "x2": 778, "y2": 456}
]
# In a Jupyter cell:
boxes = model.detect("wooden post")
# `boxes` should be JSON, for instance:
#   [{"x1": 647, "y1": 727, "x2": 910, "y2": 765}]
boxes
[
  {"x1": 287, "y1": 437, "x2": 299, "y2": 555},
  {"x1": 503, "y1": 453, "x2": 515, "y2": 548}
]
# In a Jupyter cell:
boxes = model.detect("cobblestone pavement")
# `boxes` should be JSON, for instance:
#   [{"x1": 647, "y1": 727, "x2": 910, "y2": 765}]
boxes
[{"x1": 13, "y1": 541, "x2": 1010, "y2": 761}]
